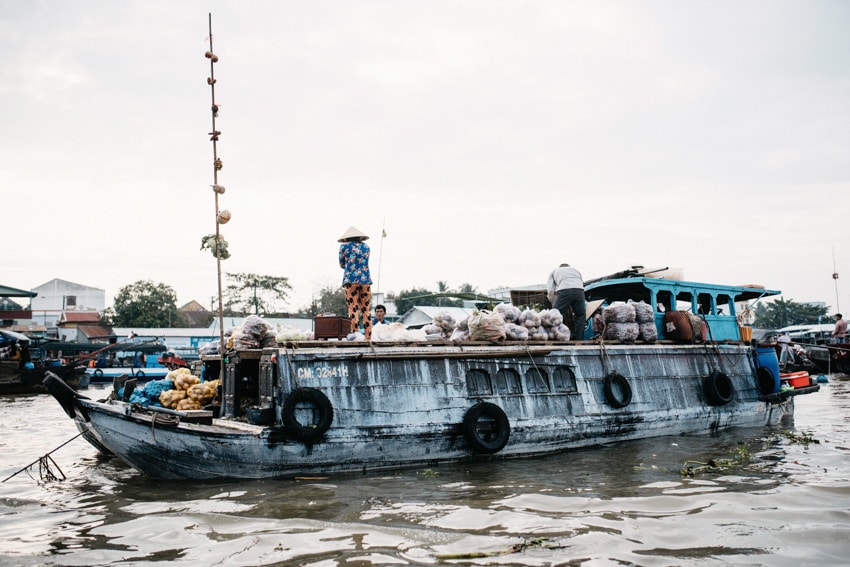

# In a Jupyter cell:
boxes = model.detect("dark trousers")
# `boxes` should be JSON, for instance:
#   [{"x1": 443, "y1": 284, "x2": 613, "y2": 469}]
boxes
[{"x1": 554, "y1": 288, "x2": 586, "y2": 340}]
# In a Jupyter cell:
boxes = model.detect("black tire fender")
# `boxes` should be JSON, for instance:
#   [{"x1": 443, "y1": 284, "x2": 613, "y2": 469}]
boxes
[
  {"x1": 755, "y1": 367, "x2": 776, "y2": 395},
  {"x1": 463, "y1": 402, "x2": 510, "y2": 454},
  {"x1": 704, "y1": 371, "x2": 734, "y2": 406},
  {"x1": 135, "y1": 370, "x2": 145, "y2": 378},
  {"x1": 603, "y1": 372, "x2": 632, "y2": 408},
  {"x1": 282, "y1": 387, "x2": 333, "y2": 443},
  {"x1": 93, "y1": 368, "x2": 104, "y2": 378}
]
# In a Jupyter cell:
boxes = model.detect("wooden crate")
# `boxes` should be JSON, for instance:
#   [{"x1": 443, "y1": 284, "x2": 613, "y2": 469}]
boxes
[
  {"x1": 510, "y1": 289, "x2": 549, "y2": 307},
  {"x1": 314, "y1": 316, "x2": 350, "y2": 339}
]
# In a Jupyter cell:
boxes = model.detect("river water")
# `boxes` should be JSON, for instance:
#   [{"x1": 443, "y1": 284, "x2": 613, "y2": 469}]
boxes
[{"x1": 1, "y1": 376, "x2": 848, "y2": 567}]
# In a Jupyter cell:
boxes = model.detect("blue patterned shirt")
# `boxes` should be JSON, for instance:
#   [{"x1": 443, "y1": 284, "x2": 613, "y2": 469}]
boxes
[{"x1": 339, "y1": 241, "x2": 372, "y2": 285}]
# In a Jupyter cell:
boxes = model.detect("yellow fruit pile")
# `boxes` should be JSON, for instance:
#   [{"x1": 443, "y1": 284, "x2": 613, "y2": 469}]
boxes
[{"x1": 159, "y1": 368, "x2": 220, "y2": 411}]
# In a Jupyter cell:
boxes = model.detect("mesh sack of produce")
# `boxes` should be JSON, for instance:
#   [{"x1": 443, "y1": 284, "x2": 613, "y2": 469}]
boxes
[
  {"x1": 261, "y1": 331, "x2": 278, "y2": 348},
  {"x1": 639, "y1": 322, "x2": 658, "y2": 343},
  {"x1": 433, "y1": 311, "x2": 456, "y2": 332},
  {"x1": 160, "y1": 388, "x2": 187, "y2": 409},
  {"x1": 187, "y1": 381, "x2": 219, "y2": 406},
  {"x1": 505, "y1": 323, "x2": 529, "y2": 340},
  {"x1": 275, "y1": 325, "x2": 310, "y2": 342},
  {"x1": 450, "y1": 328, "x2": 470, "y2": 342},
  {"x1": 177, "y1": 398, "x2": 202, "y2": 411},
  {"x1": 529, "y1": 326, "x2": 550, "y2": 341},
  {"x1": 128, "y1": 378, "x2": 175, "y2": 407},
  {"x1": 548, "y1": 323, "x2": 571, "y2": 341},
  {"x1": 540, "y1": 309, "x2": 564, "y2": 328},
  {"x1": 198, "y1": 339, "x2": 221, "y2": 355},
  {"x1": 241, "y1": 315, "x2": 270, "y2": 339},
  {"x1": 455, "y1": 317, "x2": 470, "y2": 332},
  {"x1": 633, "y1": 301, "x2": 654, "y2": 324},
  {"x1": 468, "y1": 311, "x2": 506, "y2": 341},
  {"x1": 603, "y1": 303, "x2": 636, "y2": 323},
  {"x1": 494, "y1": 303, "x2": 520, "y2": 323},
  {"x1": 422, "y1": 324, "x2": 442, "y2": 336},
  {"x1": 603, "y1": 322, "x2": 639, "y2": 343},
  {"x1": 518, "y1": 309, "x2": 541, "y2": 329},
  {"x1": 167, "y1": 368, "x2": 200, "y2": 391},
  {"x1": 372, "y1": 322, "x2": 405, "y2": 342}
]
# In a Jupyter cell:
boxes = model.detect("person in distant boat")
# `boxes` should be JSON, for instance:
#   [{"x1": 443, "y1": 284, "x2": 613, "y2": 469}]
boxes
[
  {"x1": 777, "y1": 331, "x2": 794, "y2": 367},
  {"x1": 372, "y1": 304, "x2": 387, "y2": 326},
  {"x1": 547, "y1": 262, "x2": 586, "y2": 340},
  {"x1": 833, "y1": 313, "x2": 847, "y2": 343},
  {"x1": 338, "y1": 226, "x2": 373, "y2": 340}
]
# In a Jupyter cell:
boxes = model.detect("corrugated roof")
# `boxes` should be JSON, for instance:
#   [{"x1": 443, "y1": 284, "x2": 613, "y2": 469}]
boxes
[
  {"x1": 0, "y1": 284, "x2": 37, "y2": 298},
  {"x1": 77, "y1": 325, "x2": 116, "y2": 340},
  {"x1": 61, "y1": 312, "x2": 102, "y2": 323}
]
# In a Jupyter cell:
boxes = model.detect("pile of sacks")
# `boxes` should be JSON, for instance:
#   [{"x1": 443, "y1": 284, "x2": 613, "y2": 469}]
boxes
[
  {"x1": 126, "y1": 367, "x2": 220, "y2": 410},
  {"x1": 602, "y1": 301, "x2": 657, "y2": 343},
  {"x1": 372, "y1": 306, "x2": 572, "y2": 343},
  {"x1": 230, "y1": 315, "x2": 278, "y2": 350},
  {"x1": 159, "y1": 368, "x2": 220, "y2": 411}
]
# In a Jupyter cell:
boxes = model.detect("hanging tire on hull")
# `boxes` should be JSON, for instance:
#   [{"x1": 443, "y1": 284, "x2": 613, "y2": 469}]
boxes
[
  {"x1": 756, "y1": 367, "x2": 776, "y2": 395},
  {"x1": 282, "y1": 387, "x2": 333, "y2": 443},
  {"x1": 603, "y1": 372, "x2": 632, "y2": 408},
  {"x1": 463, "y1": 402, "x2": 510, "y2": 454},
  {"x1": 704, "y1": 371, "x2": 734, "y2": 406}
]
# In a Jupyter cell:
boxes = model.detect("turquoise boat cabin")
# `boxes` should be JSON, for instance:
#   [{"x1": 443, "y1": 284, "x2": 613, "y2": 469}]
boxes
[{"x1": 583, "y1": 276, "x2": 778, "y2": 342}]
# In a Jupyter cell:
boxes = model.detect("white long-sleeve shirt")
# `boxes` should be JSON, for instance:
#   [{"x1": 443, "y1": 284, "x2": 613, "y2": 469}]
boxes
[{"x1": 547, "y1": 265, "x2": 583, "y2": 303}]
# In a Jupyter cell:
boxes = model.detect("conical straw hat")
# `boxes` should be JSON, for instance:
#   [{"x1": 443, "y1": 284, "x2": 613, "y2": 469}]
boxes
[{"x1": 338, "y1": 226, "x2": 369, "y2": 242}]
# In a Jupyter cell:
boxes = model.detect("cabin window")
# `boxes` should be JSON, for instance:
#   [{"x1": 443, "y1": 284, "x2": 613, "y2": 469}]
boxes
[
  {"x1": 676, "y1": 292, "x2": 694, "y2": 312},
  {"x1": 466, "y1": 369, "x2": 492, "y2": 396},
  {"x1": 493, "y1": 368, "x2": 522, "y2": 394},
  {"x1": 697, "y1": 293, "x2": 714, "y2": 315},
  {"x1": 552, "y1": 366, "x2": 577, "y2": 392},
  {"x1": 656, "y1": 291, "x2": 672, "y2": 312},
  {"x1": 526, "y1": 368, "x2": 550, "y2": 393},
  {"x1": 717, "y1": 294, "x2": 733, "y2": 316}
]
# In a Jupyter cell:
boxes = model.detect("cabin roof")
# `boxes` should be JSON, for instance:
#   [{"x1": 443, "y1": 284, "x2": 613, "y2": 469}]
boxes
[{"x1": 585, "y1": 277, "x2": 780, "y2": 303}]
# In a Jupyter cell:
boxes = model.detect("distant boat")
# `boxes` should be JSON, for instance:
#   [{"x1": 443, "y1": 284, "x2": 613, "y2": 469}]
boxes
[
  {"x1": 72, "y1": 337, "x2": 172, "y2": 383},
  {"x1": 1, "y1": 329, "x2": 87, "y2": 394}
]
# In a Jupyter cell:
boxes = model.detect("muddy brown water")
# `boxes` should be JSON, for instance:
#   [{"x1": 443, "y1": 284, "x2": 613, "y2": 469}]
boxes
[{"x1": 1, "y1": 377, "x2": 848, "y2": 566}]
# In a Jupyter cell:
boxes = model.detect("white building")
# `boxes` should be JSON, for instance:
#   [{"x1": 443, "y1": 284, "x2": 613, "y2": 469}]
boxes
[{"x1": 30, "y1": 278, "x2": 105, "y2": 328}]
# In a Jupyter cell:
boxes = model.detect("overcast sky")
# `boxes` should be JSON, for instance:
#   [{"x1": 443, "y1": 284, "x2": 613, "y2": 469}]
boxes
[{"x1": 3, "y1": 1, "x2": 848, "y2": 314}]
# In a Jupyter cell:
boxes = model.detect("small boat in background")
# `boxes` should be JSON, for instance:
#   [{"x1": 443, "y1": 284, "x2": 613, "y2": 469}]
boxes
[{"x1": 1, "y1": 329, "x2": 87, "y2": 394}]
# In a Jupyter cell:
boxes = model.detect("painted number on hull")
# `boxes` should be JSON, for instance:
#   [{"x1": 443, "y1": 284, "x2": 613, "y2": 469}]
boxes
[{"x1": 296, "y1": 365, "x2": 349, "y2": 379}]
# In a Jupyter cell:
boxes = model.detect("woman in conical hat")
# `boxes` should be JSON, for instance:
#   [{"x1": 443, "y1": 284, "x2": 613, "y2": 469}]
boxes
[{"x1": 338, "y1": 226, "x2": 373, "y2": 340}]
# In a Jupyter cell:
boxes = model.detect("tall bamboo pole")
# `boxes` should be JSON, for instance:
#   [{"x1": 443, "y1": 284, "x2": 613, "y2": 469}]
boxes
[{"x1": 206, "y1": 13, "x2": 226, "y2": 379}]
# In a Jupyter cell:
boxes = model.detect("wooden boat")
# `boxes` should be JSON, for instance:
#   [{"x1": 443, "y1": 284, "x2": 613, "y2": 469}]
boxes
[
  {"x1": 1, "y1": 329, "x2": 88, "y2": 394},
  {"x1": 42, "y1": 275, "x2": 821, "y2": 480}
]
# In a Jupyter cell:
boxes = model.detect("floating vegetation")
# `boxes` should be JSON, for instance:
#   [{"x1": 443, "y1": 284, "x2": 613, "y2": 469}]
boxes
[
  {"x1": 780, "y1": 429, "x2": 819, "y2": 446},
  {"x1": 418, "y1": 468, "x2": 440, "y2": 478},
  {"x1": 680, "y1": 441, "x2": 753, "y2": 476},
  {"x1": 435, "y1": 537, "x2": 565, "y2": 560}
]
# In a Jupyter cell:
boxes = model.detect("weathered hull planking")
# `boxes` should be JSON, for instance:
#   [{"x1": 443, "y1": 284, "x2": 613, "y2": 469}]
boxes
[{"x1": 47, "y1": 341, "x2": 810, "y2": 480}]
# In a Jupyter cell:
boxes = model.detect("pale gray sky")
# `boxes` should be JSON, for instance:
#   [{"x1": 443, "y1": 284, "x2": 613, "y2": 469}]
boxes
[{"x1": 2, "y1": 1, "x2": 848, "y2": 313}]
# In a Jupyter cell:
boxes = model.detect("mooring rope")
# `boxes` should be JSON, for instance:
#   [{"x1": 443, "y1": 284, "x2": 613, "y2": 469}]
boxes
[{"x1": 2, "y1": 430, "x2": 85, "y2": 483}]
